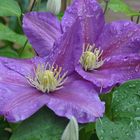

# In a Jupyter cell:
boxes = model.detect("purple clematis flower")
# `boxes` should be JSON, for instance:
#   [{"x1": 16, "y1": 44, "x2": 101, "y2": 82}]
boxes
[
  {"x1": 0, "y1": 0, "x2": 105, "y2": 123},
  {"x1": 23, "y1": 0, "x2": 140, "y2": 92},
  {"x1": 63, "y1": 0, "x2": 140, "y2": 90},
  {"x1": 0, "y1": 57, "x2": 105, "y2": 124}
]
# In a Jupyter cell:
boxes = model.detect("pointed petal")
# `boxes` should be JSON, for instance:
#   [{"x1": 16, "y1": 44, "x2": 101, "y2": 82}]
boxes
[
  {"x1": 0, "y1": 58, "x2": 49, "y2": 122},
  {"x1": 76, "y1": 54, "x2": 140, "y2": 89},
  {"x1": 48, "y1": 20, "x2": 82, "y2": 74},
  {"x1": 0, "y1": 83, "x2": 48, "y2": 122},
  {"x1": 3, "y1": 57, "x2": 45, "y2": 77},
  {"x1": 96, "y1": 21, "x2": 140, "y2": 58},
  {"x1": 23, "y1": 12, "x2": 62, "y2": 57},
  {"x1": 0, "y1": 57, "x2": 28, "y2": 85},
  {"x1": 62, "y1": 0, "x2": 105, "y2": 44},
  {"x1": 46, "y1": 74, "x2": 105, "y2": 123}
]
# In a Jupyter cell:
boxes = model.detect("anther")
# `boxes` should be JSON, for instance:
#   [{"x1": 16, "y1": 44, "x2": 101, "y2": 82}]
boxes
[{"x1": 80, "y1": 44, "x2": 104, "y2": 71}]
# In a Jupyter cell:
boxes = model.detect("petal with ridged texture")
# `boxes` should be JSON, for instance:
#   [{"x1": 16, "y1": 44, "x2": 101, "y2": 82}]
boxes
[
  {"x1": 47, "y1": 74, "x2": 105, "y2": 123},
  {"x1": 23, "y1": 12, "x2": 62, "y2": 57},
  {"x1": 96, "y1": 21, "x2": 140, "y2": 58},
  {"x1": 62, "y1": 0, "x2": 105, "y2": 44},
  {"x1": 76, "y1": 54, "x2": 140, "y2": 89},
  {"x1": 48, "y1": 20, "x2": 82, "y2": 74},
  {"x1": 0, "y1": 58, "x2": 49, "y2": 122}
]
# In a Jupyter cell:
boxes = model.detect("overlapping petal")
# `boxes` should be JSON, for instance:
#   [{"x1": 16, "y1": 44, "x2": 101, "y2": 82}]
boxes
[
  {"x1": 62, "y1": 0, "x2": 105, "y2": 44},
  {"x1": 0, "y1": 57, "x2": 104, "y2": 123},
  {"x1": 48, "y1": 20, "x2": 82, "y2": 74},
  {"x1": 76, "y1": 54, "x2": 140, "y2": 89},
  {"x1": 0, "y1": 57, "x2": 28, "y2": 85},
  {"x1": 0, "y1": 58, "x2": 49, "y2": 122},
  {"x1": 48, "y1": 0, "x2": 106, "y2": 75},
  {"x1": 3, "y1": 57, "x2": 45, "y2": 77},
  {"x1": 47, "y1": 74, "x2": 105, "y2": 123},
  {"x1": 0, "y1": 83, "x2": 48, "y2": 122},
  {"x1": 96, "y1": 21, "x2": 140, "y2": 58},
  {"x1": 74, "y1": 17, "x2": 140, "y2": 90},
  {"x1": 23, "y1": 12, "x2": 62, "y2": 57}
]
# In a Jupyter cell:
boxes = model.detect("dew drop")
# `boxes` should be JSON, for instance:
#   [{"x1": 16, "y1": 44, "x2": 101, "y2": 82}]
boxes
[
  {"x1": 100, "y1": 136, "x2": 104, "y2": 140},
  {"x1": 101, "y1": 129, "x2": 104, "y2": 134},
  {"x1": 135, "y1": 65, "x2": 140, "y2": 72}
]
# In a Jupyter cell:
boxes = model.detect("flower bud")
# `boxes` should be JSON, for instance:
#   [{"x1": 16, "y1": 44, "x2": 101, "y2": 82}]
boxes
[{"x1": 46, "y1": 0, "x2": 61, "y2": 15}]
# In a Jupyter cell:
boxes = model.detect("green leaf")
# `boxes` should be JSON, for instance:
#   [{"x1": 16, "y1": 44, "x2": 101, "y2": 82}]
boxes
[
  {"x1": 100, "y1": 92, "x2": 113, "y2": 119},
  {"x1": 96, "y1": 117, "x2": 140, "y2": 140},
  {"x1": 0, "y1": 46, "x2": 19, "y2": 58},
  {"x1": 61, "y1": 117, "x2": 79, "y2": 140},
  {"x1": 0, "y1": 0, "x2": 21, "y2": 17},
  {"x1": 19, "y1": 44, "x2": 35, "y2": 58},
  {"x1": 79, "y1": 123, "x2": 96, "y2": 140},
  {"x1": 107, "y1": 0, "x2": 140, "y2": 16},
  {"x1": 10, "y1": 108, "x2": 67, "y2": 140},
  {"x1": 0, "y1": 23, "x2": 26, "y2": 46},
  {"x1": 96, "y1": 80, "x2": 140, "y2": 140},
  {"x1": 57, "y1": 12, "x2": 64, "y2": 20},
  {"x1": 0, "y1": 117, "x2": 11, "y2": 140}
]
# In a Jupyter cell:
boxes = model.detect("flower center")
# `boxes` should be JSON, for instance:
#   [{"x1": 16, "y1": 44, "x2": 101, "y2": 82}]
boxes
[
  {"x1": 80, "y1": 44, "x2": 104, "y2": 71},
  {"x1": 26, "y1": 64, "x2": 67, "y2": 93}
]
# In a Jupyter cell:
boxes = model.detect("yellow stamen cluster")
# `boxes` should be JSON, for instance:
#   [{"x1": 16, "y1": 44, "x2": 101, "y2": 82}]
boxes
[
  {"x1": 26, "y1": 64, "x2": 67, "y2": 93},
  {"x1": 80, "y1": 44, "x2": 104, "y2": 71}
]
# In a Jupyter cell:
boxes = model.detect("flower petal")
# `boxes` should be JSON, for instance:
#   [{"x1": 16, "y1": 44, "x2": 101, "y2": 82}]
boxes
[
  {"x1": 46, "y1": 74, "x2": 105, "y2": 123},
  {"x1": 0, "y1": 82, "x2": 48, "y2": 122},
  {"x1": 23, "y1": 12, "x2": 62, "y2": 57},
  {"x1": 0, "y1": 58, "x2": 49, "y2": 122},
  {"x1": 76, "y1": 54, "x2": 140, "y2": 89},
  {"x1": 96, "y1": 21, "x2": 140, "y2": 58},
  {"x1": 48, "y1": 20, "x2": 82, "y2": 74},
  {"x1": 0, "y1": 57, "x2": 28, "y2": 85},
  {"x1": 62, "y1": 0, "x2": 105, "y2": 44},
  {"x1": 3, "y1": 57, "x2": 45, "y2": 77}
]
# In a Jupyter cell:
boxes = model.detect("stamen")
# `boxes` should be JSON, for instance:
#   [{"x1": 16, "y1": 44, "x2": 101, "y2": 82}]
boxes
[
  {"x1": 80, "y1": 44, "x2": 104, "y2": 71},
  {"x1": 26, "y1": 63, "x2": 67, "y2": 93}
]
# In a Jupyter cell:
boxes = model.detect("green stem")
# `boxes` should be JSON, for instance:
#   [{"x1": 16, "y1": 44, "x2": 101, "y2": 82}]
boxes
[
  {"x1": 103, "y1": 0, "x2": 110, "y2": 15},
  {"x1": 131, "y1": 16, "x2": 134, "y2": 22},
  {"x1": 18, "y1": 16, "x2": 22, "y2": 27},
  {"x1": 19, "y1": 40, "x2": 28, "y2": 56},
  {"x1": 136, "y1": 11, "x2": 140, "y2": 24},
  {"x1": 19, "y1": 0, "x2": 37, "y2": 56},
  {"x1": 30, "y1": 0, "x2": 36, "y2": 11},
  {"x1": 36, "y1": 0, "x2": 41, "y2": 11}
]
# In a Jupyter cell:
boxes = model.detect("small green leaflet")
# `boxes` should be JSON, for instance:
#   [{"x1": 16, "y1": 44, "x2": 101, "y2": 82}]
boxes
[
  {"x1": 10, "y1": 108, "x2": 67, "y2": 140},
  {"x1": 0, "y1": 0, "x2": 21, "y2": 17},
  {"x1": 0, "y1": 117, "x2": 11, "y2": 140},
  {"x1": 104, "y1": 0, "x2": 140, "y2": 16},
  {"x1": 0, "y1": 23, "x2": 26, "y2": 46},
  {"x1": 0, "y1": 46, "x2": 19, "y2": 58}
]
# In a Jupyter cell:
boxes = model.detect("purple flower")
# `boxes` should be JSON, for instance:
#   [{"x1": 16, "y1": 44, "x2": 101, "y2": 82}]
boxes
[
  {"x1": 0, "y1": 57, "x2": 104, "y2": 123},
  {"x1": 63, "y1": 0, "x2": 140, "y2": 90},
  {"x1": 0, "y1": 0, "x2": 105, "y2": 123},
  {"x1": 22, "y1": 0, "x2": 104, "y2": 78},
  {"x1": 23, "y1": 0, "x2": 140, "y2": 91}
]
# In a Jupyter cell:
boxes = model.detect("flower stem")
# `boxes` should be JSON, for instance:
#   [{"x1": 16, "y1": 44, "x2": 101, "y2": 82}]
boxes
[
  {"x1": 29, "y1": 0, "x2": 36, "y2": 11},
  {"x1": 136, "y1": 11, "x2": 140, "y2": 24},
  {"x1": 61, "y1": 0, "x2": 67, "y2": 12},
  {"x1": 103, "y1": 0, "x2": 110, "y2": 15},
  {"x1": 36, "y1": 0, "x2": 41, "y2": 11},
  {"x1": 19, "y1": 0, "x2": 37, "y2": 56},
  {"x1": 19, "y1": 39, "x2": 28, "y2": 56},
  {"x1": 131, "y1": 16, "x2": 134, "y2": 22}
]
